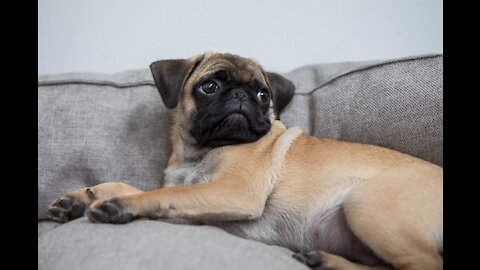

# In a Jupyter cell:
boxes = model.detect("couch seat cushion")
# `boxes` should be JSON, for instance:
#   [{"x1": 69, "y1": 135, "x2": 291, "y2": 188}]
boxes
[{"x1": 38, "y1": 218, "x2": 308, "y2": 270}]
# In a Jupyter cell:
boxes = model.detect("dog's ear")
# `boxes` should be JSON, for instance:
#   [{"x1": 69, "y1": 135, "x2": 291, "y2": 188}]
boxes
[
  {"x1": 150, "y1": 55, "x2": 204, "y2": 109},
  {"x1": 266, "y1": 72, "x2": 295, "y2": 119}
]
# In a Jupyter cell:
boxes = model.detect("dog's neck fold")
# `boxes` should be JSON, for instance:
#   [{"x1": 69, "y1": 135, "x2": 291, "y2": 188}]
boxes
[{"x1": 166, "y1": 109, "x2": 207, "y2": 165}]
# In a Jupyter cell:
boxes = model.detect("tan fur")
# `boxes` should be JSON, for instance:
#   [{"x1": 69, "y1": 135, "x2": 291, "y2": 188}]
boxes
[
  {"x1": 316, "y1": 251, "x2": 390, "y2": 270},
  {"x1": 48, "y1": 53, "x2": 443, "y2": 270},
  {"x1": 63, "y1": 182, "x2": 143, "y2": 208}
]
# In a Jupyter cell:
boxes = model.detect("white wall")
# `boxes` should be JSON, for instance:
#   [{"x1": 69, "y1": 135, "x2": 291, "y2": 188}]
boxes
[{"x1": 38, "y1": 0, "x2": 443, "y2": 75}]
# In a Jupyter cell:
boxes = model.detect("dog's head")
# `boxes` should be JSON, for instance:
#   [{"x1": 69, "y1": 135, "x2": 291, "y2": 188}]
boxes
[{"x1": 150, "y1": 52, "x2": 295, "y2": 148}]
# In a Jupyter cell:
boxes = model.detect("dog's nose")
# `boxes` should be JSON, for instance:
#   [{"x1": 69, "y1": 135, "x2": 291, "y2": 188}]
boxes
[{"x1": 232, "y1": 89, "x2": 249, "y2": 101}]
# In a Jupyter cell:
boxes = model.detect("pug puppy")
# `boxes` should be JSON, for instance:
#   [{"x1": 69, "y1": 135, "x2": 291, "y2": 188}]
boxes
[{"x1": 47, "y1": 52, "x2": 443, "y2": 270}]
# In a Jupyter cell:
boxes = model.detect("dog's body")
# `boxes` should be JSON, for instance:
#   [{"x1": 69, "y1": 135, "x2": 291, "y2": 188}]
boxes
[{"x1": 47, "y1": 53, "x2": 443, "y2": 270}]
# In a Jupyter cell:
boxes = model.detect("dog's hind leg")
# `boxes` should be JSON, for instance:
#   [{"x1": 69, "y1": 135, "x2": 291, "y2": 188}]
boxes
[
  {"x1": 342, "y1": 165, "x2": 443, "y2": 270},
  {"x1": 47, "y1": 182, "x2": 144, "y2": 223},
  {"x1": 293, "y1": 250, "x2": 390, "y2": 270}
]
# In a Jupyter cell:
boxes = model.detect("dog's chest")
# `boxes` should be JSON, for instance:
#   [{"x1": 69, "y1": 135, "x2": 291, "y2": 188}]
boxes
[{"x1": 163, "y1": 151, "x2": 220, "y2": 187}]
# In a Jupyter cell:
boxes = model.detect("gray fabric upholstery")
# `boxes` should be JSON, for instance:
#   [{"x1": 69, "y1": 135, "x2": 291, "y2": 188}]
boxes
[
  {"x1": 38, "y1": 54, "x2": 443, "y2": 270},
  {"x1": 281, "y1": 55, "x2": 443, "y2": 165},
  {"x1": 38, "y1": 218, "x2": 307, "y2": 270},
  {"x1": 38, "y1": 221, "x2": 61, "y2": 237}
]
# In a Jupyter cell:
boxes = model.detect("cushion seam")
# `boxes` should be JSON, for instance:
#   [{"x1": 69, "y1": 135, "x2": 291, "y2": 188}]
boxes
[
  {"x1": 38, "y1": 80, "x2": 156, "y2": 89},
  {"x1": 38, "y1": 54, "x2": 442, "y2": 93},
  {"x1": 297, "y1": 54, "x2": 442, "y2": 95}
]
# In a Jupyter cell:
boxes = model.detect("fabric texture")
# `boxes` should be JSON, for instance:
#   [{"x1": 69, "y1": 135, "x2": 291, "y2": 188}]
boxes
[
  {"x1": 38, "y1": 221, "x2": 61, "y2": 237},
  {"x1": 38, "y1": 218, "x2": 308, "y2": 270},
  {"x1": 38, "y1": 54, "x2": 443, "y2": 270},
  {"x1": 281, "y1": 55, "x2": 443, "y2": 165}
]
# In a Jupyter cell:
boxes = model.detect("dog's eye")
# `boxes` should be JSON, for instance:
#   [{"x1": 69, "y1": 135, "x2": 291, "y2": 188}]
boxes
[
  {"x1": 199, "y1": 81, "x2": 219, "y2": 94},
  {"x1": 257, "y1": 89, "x2": 270, "y2": 104}
]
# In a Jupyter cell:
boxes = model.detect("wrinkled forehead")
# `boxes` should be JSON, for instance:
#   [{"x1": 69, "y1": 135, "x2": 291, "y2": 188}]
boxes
[{"x1": 193, "y1": 53, "x2": 267, "y2": 84}]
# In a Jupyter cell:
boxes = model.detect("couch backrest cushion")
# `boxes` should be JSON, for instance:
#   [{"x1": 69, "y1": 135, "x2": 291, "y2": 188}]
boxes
[{"x1": 281, "y1": 55, "x2": 443, "y2": 165}]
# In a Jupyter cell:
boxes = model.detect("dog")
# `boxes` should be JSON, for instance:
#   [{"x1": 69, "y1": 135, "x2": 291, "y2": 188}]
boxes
[{"x1": 47, "y1": 52, "x2": 443, "y2": 270}]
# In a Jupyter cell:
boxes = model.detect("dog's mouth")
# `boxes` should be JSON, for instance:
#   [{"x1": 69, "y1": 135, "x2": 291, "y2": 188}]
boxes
[
  {"x1": 190, "y1": 105, "x2": 271, "y2": 148},
  {"x1": 220, "y1": 112, "x2": 249, "y2": 126},
  {"x1": 226, "y1": 112, "x2": 247, "y2": 119}
]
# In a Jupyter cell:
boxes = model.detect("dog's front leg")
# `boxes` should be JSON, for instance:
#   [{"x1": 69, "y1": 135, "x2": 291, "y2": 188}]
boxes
[
  {"x1": 86, "y1": 176, "x2": 270, "y2": 224},
  {"x1": 47, "y1": 182, "x2": 144, "y2": 223}
]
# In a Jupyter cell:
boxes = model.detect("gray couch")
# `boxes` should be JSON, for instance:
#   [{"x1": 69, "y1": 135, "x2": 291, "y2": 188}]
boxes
[{"x1": 38, "y1": 54, "x2": 443, "y2": 270}]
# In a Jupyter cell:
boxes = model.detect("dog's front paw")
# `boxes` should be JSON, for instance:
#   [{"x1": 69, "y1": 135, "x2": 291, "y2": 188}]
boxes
[
  {"x1": 86, "y1": 199, "x2": 134, "y2": 224},
  {"x1": 47, "y1": 196, "x2": 86, "y2": 223}
]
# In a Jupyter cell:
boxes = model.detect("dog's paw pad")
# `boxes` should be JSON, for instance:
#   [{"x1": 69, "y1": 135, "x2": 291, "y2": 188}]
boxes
[
  {"x1": 47, "y1": 196, "x2": 86, "y2": 223},
  {"x1": 293, "y1": 251, "x2": 327, "y2": 269},
  {"x1": 86, "y1": 199, "x2": 133, "y2": 224}
]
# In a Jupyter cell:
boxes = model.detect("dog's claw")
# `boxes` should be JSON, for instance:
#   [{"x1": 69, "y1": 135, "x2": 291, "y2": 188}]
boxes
[
  {"x1": 47, "y1": 196, "x2": 86, "y2": 223},
  {"x1": 293, "y1": 251, "x2": 328, "y2": 269}
]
